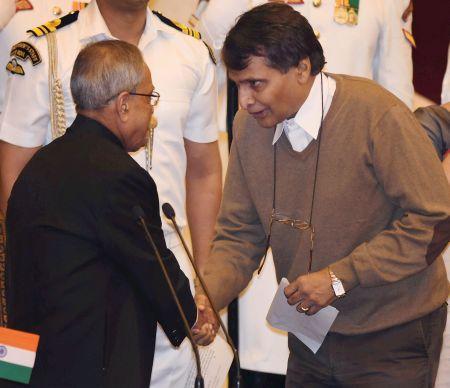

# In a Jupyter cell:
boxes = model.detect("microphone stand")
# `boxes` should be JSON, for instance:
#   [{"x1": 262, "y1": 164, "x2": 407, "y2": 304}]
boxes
[
  {"x1": 132, "y1": 206, "x2": 204, "y2": 388},
  {"x1": 162, "y1": 203, "x2": 241, "y2": 388}
]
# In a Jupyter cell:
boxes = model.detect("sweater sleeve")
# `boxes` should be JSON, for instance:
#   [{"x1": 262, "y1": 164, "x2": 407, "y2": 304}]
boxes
[
  {"x1": 414, "y1": 105, "x2": 450, "y2": 160},
  {"x1": 331, "y1": 104, "x2": 450, "y2": 290},
  {"x1": 203, "y1": 121, "x2": 267, "y2": 310}
]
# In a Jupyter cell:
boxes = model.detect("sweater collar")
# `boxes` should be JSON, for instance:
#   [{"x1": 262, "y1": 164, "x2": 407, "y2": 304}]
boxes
[{"x1": 272, "y1": 73, "x2": 336, "y2": 147}]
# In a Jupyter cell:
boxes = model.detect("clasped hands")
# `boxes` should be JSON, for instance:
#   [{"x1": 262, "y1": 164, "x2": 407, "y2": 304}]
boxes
[
  {"x1": 284, "y1": 267, "x2": 336, "y2": 315},
  {"x1": 192, "y1": 293, "x2": 219, "y2": 346}
]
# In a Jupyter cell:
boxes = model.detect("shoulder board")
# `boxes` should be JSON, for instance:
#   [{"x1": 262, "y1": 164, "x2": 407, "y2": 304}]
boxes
[
  {"x1": 27, "y1": 10, "x2": 79, "y2": 38},
  {"x1": 152, "y1": 11, "x2": 216, "y2": 65},
  {"x1": 152, "y1": 11, "x2": 201, "y2": 40}
]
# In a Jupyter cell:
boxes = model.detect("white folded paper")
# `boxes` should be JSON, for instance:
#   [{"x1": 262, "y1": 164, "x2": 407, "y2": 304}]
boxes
[
  {"x1": 183, "y1": 334, "x2": 234, "y2": 388},
  {"x1": 266, "y1": 277, "x2": 339, "y2": 353}
]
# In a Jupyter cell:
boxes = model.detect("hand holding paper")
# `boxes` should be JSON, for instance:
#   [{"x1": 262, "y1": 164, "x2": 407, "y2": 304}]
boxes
[
  {"x1": 267, "y1": 278, "x2": 339, "y2": 353},
  {"x1": 284, "y1": 267, "x2": 336, "y2": 316}
]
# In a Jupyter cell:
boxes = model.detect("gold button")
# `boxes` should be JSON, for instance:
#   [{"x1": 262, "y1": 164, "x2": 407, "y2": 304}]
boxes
[
  {"x1": 315, "y1": 30, "x2": 320, "y2": 39},
  {"x1": 52, "y1": 6, "x2": 62, "y2": 16},
  {"x1": 313, "y1": 0, "x2": 322, "y2": 7}
]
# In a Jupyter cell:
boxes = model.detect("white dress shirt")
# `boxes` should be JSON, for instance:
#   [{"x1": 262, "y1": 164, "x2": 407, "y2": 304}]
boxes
[{"x1": 273, "y1": 73, "x2": 336, "y2": 152}]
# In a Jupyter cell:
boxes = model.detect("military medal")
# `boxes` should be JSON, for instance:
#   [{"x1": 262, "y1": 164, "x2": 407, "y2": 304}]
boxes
[
  {"x1": 312, "y1": 0, "x2": 321, "y2": 7},
  {"x1": 72, "y1": 2, "x2": 88, "y2": 11},
  {"x1": 334, "y1": 1, "x2": 348, "y2": 25},
  {"x1": 16, "y1": 0, "x2": 33, "y2": 11},
  {"x1": 347, "y1": 0, "x2": 359, "y2": 25},
  {"x1": 347, "y1": 7, "x2": 357, "y2": 25}
]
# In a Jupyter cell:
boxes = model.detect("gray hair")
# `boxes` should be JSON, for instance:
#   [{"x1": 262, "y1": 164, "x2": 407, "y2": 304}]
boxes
[{"x1": 70, "y1": 40, "x2": 146, "y2": 110}]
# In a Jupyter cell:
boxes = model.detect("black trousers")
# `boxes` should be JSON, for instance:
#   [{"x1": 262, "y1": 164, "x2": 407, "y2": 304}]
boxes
[
  {"x1": 241, "y1": 369, "x2": 286, "y2": 388},
  {"x1": 286, "y1": 304, "x2": 447, "y2": 388}
]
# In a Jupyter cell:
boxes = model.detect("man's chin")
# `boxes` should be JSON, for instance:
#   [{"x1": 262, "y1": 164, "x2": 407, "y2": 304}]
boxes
[{"x1": 255, "y1": 116, "x2": 277, "y2": 128}]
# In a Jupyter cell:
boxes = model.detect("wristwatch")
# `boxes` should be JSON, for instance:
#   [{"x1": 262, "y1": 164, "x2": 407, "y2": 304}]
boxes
[{"x1": 328, "y1": 267, "x2": 346, "y2": 298}]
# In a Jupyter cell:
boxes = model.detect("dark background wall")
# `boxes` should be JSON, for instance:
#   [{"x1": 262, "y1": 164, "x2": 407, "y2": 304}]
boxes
[{"x1": 412, "y1": 0, "x2": 450, "y2": 103}]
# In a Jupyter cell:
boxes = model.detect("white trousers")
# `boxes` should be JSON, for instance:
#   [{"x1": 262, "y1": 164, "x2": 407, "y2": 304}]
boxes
[
  {"x1": 238, "y1": 250, "x2": 288, "y2": 374},
  {"x1": 150, "y1": 234, "x2": 195, "y2": 388}
]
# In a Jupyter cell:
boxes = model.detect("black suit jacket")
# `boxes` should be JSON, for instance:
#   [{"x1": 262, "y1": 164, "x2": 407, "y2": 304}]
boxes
[{"x1": 4, "y1": 115, "x2": 196, "y2": 388}]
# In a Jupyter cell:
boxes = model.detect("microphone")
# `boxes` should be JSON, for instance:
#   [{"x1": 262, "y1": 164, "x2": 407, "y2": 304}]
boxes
[
  {"x1": 132, "y1": 205, "x2": 204, "y2": 388},
  {"x1": 162, "y1": 202, "x2": 241, "y2": 387}
]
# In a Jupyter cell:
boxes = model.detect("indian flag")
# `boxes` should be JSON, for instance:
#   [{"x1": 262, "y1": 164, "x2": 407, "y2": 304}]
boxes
[{"x1": 0, "y1": 327, "x2": 39, "y2": 384}]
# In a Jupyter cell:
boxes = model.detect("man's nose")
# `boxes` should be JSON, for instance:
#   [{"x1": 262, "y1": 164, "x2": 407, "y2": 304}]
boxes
[{"x1": 238, "y1": 89, "x2": 255, "y2": 110}]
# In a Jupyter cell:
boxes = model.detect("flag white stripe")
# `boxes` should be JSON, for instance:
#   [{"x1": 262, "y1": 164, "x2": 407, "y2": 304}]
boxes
[{"x1": 0, "y1": 344, "x2": 36, "y2": 368}]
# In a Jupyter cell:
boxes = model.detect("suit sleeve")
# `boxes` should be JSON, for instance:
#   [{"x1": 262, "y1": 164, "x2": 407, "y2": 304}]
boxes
[{"x1": 97, "y1": 167, "x2": 196, "y2": 347}]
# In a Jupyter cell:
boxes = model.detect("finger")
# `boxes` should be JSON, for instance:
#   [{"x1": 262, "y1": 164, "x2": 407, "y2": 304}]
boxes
[
  {"x1": 305, "y1": 305, "x2": 321, "y2": 316},
  {"x1": 284, "y1": 283, "x2": 298, "y2": 298},
  {"x1": 287, "y1": 293, "x2": 303, "y2": 305},
  {"x1": 296, "y1": 303, "x2": 312, "y2": 314}
]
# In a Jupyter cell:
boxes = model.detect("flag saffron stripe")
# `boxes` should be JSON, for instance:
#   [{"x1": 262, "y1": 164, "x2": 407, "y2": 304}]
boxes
[
  {"x1": 0, "y1": 360, "x2": 32, "y2": 384},
  {"x1": 0, "y1": 327, "x2": 39, "y2": 352}
]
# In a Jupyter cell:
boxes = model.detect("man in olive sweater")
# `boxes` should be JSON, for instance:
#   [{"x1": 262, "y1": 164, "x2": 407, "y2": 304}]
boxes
[{"x1": 197, "y1": 3, "x2": 450, "y2": 387}]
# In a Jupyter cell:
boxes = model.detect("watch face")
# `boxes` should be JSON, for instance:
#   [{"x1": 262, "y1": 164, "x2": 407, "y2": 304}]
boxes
[{"x1": 332, "y1": 280, "x2": 345, "y2": 297}]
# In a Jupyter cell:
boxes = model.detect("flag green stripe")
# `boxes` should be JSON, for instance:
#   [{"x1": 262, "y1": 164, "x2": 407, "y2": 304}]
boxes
[{"x1": 0, "y1": 359, "x2": 32, "y2": 384}]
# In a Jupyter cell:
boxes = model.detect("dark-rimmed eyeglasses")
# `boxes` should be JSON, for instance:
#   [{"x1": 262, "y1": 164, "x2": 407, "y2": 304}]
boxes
[{"x1": 129, "y1": 91, "x2": 160, "y2": 106}]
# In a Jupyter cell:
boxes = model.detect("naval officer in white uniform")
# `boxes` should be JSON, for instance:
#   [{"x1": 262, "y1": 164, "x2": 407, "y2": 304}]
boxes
[{"x1": 0, "y1": 0, "x2": 90, "y2": 114}]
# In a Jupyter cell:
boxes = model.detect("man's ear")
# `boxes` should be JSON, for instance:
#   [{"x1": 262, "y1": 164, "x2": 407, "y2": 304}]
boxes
[
  {"x1": 296, "y1": 58, "x2": 312, "y2": 84},
  {"x1": 116, "y1": 92, "x2": 130, "y2": 122}
]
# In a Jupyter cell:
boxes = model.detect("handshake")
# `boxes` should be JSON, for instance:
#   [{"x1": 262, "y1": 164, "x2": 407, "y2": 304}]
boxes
[{"x1": 191, "y1": 286, "x2": 220, "y2": 346}]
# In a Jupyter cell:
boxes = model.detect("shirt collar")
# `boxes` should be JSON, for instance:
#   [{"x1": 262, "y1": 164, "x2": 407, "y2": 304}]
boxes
[
  {"x1": 78, "y1": 2, "x2": 163, "y2": 47},
  {"x1": 272, "y1": 73, "x2": 330, "y2": 145}
]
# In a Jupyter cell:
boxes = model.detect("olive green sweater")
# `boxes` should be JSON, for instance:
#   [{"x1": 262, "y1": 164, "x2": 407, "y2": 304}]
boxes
[{"x1": 204, "y1": 74, "x2": 450, "y2": 334}]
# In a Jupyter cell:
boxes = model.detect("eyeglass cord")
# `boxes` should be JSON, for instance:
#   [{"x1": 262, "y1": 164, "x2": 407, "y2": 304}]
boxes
[{"x1": 257, "y1": 72, "x2": 325, "y2": 275}]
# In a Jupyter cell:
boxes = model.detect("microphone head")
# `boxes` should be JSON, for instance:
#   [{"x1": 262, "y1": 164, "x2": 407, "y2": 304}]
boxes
[
  {"x1": 162, "y1": 202, "x2": 176, "y2": 219},
  {"x1": 132, "y1": 205, "x2": 145, "y2": 221}
]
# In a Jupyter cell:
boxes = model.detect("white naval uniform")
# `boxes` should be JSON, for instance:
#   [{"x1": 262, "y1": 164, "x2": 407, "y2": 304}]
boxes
[
  {"x1": 0, "y1": 2, "x2": 218, "y2": 387},
  {"x1": 0, "y1": 0, "x2": 88, "y2": 114},
  {"x1": 149, "y1": 0, "x2": 197, "y2": 25},
  {"x1": 442, "y1": 44, "x2": 450, "y2": 103},
  {"x1": 198, "y1": 0, "x2": 414, "y2": 375},
  {"x1": 0, "y1": 0, "x2": 16, "y2": 31}
]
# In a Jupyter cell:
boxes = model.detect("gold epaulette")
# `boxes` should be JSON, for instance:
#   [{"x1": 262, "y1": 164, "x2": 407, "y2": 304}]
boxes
[
  {"x1": 152, "y1": 11, "x2": 201, "y2": 39},
  {"x1": 27, "y1": 10, "x2": 79, "y2": 37},
  {"x1": 152, "y1": 11, "x2": 216, "y2": 64}
]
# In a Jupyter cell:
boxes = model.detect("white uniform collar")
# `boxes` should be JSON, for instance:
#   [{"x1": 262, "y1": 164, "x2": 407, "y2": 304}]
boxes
[
  {"x1": 78, "y1": 2, "x2": 169, "y2": 48},
  {"x1": 272, "y1": 73, "x2": 333, "y2": 146}
]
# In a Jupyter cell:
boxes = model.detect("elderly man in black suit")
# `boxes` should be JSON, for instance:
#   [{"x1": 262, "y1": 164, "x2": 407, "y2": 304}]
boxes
[{"x1": 3, "y1": 40, "x2": 213, "y2": 388}]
